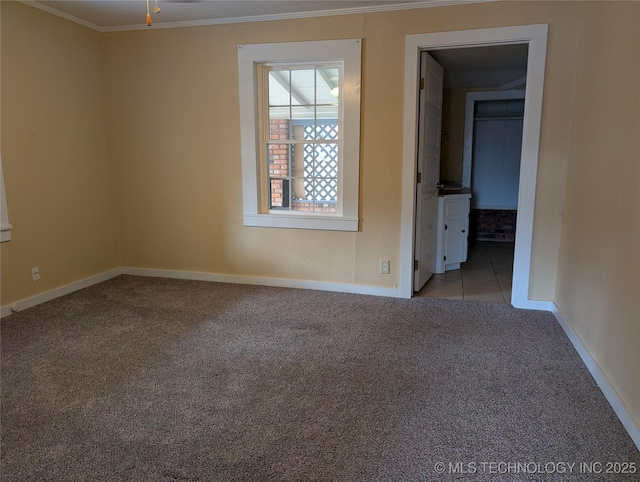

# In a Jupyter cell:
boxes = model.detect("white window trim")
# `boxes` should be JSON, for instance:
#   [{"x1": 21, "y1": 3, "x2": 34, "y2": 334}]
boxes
[
  {"x1": 238, "y1": 39, "x2": 361, "y2": 231},
  {"x1": 0, "y1": 156, "x2": 12, "y2": 243}
]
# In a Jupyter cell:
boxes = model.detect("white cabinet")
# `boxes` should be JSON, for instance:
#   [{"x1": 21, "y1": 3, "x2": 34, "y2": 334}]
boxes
[{"x1": 435, "y1": 192, "x2": 471, "y2": 273}]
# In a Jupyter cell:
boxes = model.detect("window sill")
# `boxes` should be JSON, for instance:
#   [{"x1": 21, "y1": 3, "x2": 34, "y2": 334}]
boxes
[{"x1": 244, "y1": 213, "x2": 358, "y2": 232}]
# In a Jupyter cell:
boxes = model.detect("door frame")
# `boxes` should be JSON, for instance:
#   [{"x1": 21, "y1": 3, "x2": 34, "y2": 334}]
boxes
[{"x1": 399, "y1": 24, "x2": 548, "y2": 309}]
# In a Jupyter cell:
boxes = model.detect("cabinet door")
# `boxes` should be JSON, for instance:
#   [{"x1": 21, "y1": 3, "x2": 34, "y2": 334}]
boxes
[
  {"x1": 446, "y1": 199, "x2": 469, "y2": 217},
  {"x1": 445, "y1": 217, "x2": 468, "y2": 265}
]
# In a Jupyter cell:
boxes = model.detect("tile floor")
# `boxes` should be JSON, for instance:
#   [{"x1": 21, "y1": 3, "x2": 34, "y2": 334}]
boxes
[{"x1": 416, "y1": 241, "x2": 514, "y2": 304}]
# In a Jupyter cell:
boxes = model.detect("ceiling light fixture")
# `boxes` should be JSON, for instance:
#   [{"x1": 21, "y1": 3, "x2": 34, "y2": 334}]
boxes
[{"x1": 146, "y1": 0, "x2": 160, "y2": 26}]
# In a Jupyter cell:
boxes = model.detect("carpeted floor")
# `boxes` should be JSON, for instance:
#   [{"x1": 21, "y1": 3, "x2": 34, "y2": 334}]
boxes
[{"x1": 1, "y1": 275, "x2": 638, "y2": 481}]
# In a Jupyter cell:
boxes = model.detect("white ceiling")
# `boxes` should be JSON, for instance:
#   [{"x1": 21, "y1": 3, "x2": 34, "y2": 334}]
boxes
[
  {"x1": 22, "y1": 0, "x2": 526, "y2": 89},
  {"x1": 27, "y1": 0, "x2": 444, "y2": 31}
]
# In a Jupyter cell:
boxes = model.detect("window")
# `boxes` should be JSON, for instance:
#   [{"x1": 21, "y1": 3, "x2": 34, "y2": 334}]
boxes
[
  {"x1": 238, "y1": 39, "x2": 361, "y2": 231},
  {"x1": 266, "y1": 66, "x2": 340, "y2": 213}
]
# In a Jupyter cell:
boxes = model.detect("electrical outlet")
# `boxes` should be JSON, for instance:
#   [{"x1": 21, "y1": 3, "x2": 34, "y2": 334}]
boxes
[
  {"x1": 380, "y1": 260, "x2": 390, "y2": 275},
  {"x1": 31, "y1": 267, "x2": 40, "y2": 282}
]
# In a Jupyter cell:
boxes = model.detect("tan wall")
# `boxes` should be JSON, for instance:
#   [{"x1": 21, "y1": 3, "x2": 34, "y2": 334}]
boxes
[
  {"x1": 0, "y1": 1, "x2": 585, "y2": 302},
  {"x1": 555, "y1": 1, "x2": 640, "y2": 428},
  {"x1": 103, "y1": 1, "x2": 581, "y2": 299},
  {"x1": 440, "y1": 89, "x2": 465, "y2": 184},
  {"x1": 0, "y1": 2, "x2": 119, "y2": 305},
  {"x1": 1, "y1": 0, "x2": 638, "y2": 437}
]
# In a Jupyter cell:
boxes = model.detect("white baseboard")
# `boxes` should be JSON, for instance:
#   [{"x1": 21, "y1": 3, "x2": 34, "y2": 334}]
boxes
[
  {"x1": 0, "y1": 268, "x2": 122, "y2": 318},
  {"x1": 121, "y1": 267, "x2": 402, "y2": 298},
  {"x1": 511, "y1": 298, "x2": 554, "y2": 311},
  {"x1": 552, "y1": 303, "x2": 640, "y2": 451}
]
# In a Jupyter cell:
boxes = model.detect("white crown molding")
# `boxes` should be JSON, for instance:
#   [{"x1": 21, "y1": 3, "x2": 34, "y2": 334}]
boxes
[
  {"x1": 18, "y1": 1, "x2": 106, "y2": 32},
  {"x1": 20, "y1": 0, "x2": 495, "y2": 33}
]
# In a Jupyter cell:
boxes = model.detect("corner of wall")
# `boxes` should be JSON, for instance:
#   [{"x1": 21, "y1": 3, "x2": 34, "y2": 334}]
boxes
[
  {"x1": 551, "y1": 303, "x2": 640, "y2": 450},
  {"x1": 100, "y1": 34, "x2": 124, "y2": 269}
]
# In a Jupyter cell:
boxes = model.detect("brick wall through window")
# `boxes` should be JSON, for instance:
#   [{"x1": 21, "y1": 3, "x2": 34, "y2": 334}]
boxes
[{"x1": 268, "y1": 119, "x2": 338, "y2": 213}]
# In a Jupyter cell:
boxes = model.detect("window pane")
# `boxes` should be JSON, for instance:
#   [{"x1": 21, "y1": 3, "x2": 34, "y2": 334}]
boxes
[
  {"x1": 313, "y1": 180, "x2": 337, "y2": 202},
  {"x1": 316, "y1": 68, "x2": 339, "y2": 141},
  {"x1": 267, "y1": 143, "x2": 289, "y2": 179},
  {"x1": 269, "y1": 178, "x2": 290, "y2": 209},
  {"x1": 268, "y1": 111, "x2": 291, "y2": 141},
  {"x1": 267, "y1": 142, "x2": 291, "y2": 210},
  {"x1": 313, "y1": 143, "x2": 338, "y2": 202},
  {"x1": 268, "y1": 70, "x2": 292, "y2": 140},
  {"x1": 305, "y1": 122, "x2": 339, "y2": 142},
  {"x1": 290, "y1": 144, "x2": 306, "y2": 201},
  {"x1": 291, "y1": 106, "x2": 313, "y2": 123},
  {"x1": 290, "y1": 69, "x2": 316, "y2": 107},
  {"x1": 316, "y1": 67, "x2": 339, "y2": 105},
  {"x1": 315, "y1": 143, "x2": 339, "y2": 180},
  {"x1": 316, "y1": 106, "x2": 339, "y2": 128},
  {"x1": 289, "y1": 142, "x2": 338, "y2": 213},
  {"x1": 300, "y1": 142, "x2": 339, "y2": 205},
  {"x1": 268, "y1": 71, "x2": 290, "y2": 106}
]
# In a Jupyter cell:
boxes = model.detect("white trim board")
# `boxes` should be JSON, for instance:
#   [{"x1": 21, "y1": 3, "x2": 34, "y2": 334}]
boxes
[
  {"x1": 0, "y1": 156, "x2": 12, "y2": 243},
  {"x1": 121, "y1": 267, "x2": 401, "y2": 299},
  {"x1": 0, "y1": 268, "x2": 122, "y2": 318},
  {"x1": 2, "y1": 266, "x2": 550, "y2": 318},
  {"x1": 0, "y1": 268, "x2": 402, "y2": 318},
  {"x1": 400, "y1": 24, "x2": 548, "y2": 309},
  {"x1": 552, "y1": 304, "x2": 640, "y2": 451}
]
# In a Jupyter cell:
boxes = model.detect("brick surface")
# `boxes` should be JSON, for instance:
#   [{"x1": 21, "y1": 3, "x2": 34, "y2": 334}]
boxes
[{"x1": 471, "y1": 209, "x2": 517, "y2": 242}]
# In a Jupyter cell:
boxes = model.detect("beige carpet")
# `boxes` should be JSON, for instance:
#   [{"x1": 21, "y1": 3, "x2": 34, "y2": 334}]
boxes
[{"x1": 2, "y1": 275, "x2": 638, "y2": 480}]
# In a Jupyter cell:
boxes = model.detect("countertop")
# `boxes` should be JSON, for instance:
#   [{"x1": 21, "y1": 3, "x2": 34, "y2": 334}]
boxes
[{"x1": 438, "y1": 187, "x2": 471, "y2": 196}]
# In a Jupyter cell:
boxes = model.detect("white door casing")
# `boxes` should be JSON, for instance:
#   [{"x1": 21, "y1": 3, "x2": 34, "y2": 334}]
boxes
[
  {"x1": 414, "y1": 52, "x2": 444, "y2": 291},
  {"x1": 400, "y1": 24, "x2": 548, "y2": 309}
]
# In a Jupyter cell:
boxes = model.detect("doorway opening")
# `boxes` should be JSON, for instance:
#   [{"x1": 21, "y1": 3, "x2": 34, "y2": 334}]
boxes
[
  {"x1": 399, "y1": 25, "x2": 549, "y2": 310},
  {"x1": 418, "y1": 70, "x2": 527, "y2": 302}
]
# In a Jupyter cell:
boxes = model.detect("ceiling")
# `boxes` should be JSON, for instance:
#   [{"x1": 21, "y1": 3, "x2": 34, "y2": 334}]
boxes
[
  {"x1": 23, "y1": 0, "x2": 526, "y2": 89},
  {"x1": 430, "y1": 44, "x2": 529, "y2": 89},
  {"x1": 27, "y1": 0, "x2": 438, "y2": 31}
]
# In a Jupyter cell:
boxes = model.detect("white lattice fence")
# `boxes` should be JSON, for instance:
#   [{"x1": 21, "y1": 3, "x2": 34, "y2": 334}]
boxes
[{"x1": 302, "y1": 124, "x2": 338, "y2": 202}]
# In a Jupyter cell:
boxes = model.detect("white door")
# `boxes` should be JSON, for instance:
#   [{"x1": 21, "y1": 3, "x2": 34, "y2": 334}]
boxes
[{"x1": 414, "y1": 51, "x2": 443, "y2": 291}]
